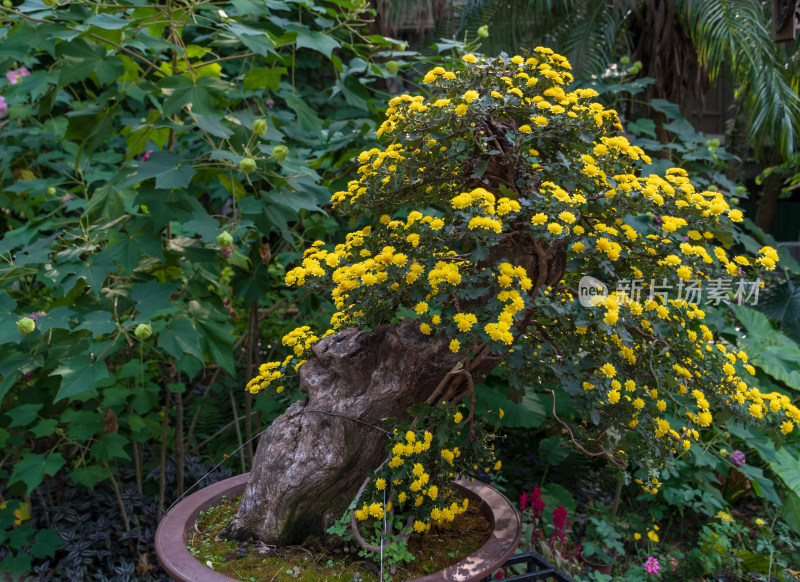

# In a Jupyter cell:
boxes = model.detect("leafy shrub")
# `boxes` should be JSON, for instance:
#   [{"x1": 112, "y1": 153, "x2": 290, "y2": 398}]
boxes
[{"x1": 0, "y1": 0, "x2": 407, "y2": 576}]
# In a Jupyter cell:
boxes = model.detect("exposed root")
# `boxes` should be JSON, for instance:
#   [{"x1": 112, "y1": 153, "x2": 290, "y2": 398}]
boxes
[
  {"x1": 350, "y1": 509, "x2": 382, "y2": 554},
  {"x1": 425, "y1": 361, "x2": 465, "y2": 406}
]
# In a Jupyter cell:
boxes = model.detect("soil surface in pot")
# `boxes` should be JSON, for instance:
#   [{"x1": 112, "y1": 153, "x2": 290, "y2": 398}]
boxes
[{"x1": 188, "y1": 494, "x2": 492, "y2": 581}]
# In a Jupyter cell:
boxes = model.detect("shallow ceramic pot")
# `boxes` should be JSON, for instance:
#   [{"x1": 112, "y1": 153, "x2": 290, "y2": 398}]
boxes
[
  {"x1": 155, "y1": 473, "x2": 521, "y2": 582},
  {"x1": 580, "y1": 551, "x2": 614, "y2": 575}
]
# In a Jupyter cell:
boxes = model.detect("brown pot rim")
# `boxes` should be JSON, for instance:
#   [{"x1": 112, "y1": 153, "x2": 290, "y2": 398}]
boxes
[
  {"x1": 579, "y1": 550, "x2": 615, "y2": 567},
  {"x1": 155, "y1": 473, "x2": 520, "y2": 582}
]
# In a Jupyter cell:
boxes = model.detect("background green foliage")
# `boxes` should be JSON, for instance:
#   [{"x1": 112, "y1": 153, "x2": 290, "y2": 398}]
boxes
[{"x1": 0, "y1": 0, "x2": 409, "y2": 577}]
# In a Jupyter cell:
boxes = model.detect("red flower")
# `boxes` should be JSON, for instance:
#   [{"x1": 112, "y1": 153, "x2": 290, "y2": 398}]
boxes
[
  {"x1": 519, "y1": 492, "x2": 529, "y2": 510},
  {"x1": 560, "y1": 519, "x2": 571, "y2": 543},
  {"x1": 531, "y1": 486, "x2": 545, "y2": 519},
  {"x1": 552, "y1": 505, "x2": 567, "y2": 532}
]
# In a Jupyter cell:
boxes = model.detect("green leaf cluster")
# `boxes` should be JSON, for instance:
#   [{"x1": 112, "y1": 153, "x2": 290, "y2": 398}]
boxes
[{"x1": 0, "y1": 0, "x2": 415, "y2": 573}]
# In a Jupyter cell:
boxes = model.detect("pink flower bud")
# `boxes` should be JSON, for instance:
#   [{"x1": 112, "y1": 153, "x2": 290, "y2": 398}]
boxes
[
  {"x1": 730, "y1": 450, "x2": 746, "y2": 467},
  {"x1": 6, "y1": 67, "x2": 30, "y2": 85}
]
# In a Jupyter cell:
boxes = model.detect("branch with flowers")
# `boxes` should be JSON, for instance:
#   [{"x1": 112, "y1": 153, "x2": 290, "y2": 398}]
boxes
[{"x1": 228, "y1": 48, "x2": 800, "y2": 550}]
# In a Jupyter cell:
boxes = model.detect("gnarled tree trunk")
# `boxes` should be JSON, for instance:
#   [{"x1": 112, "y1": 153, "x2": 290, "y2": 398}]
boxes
[
  {"x1": 221, "y1": 320, "x2": 462, "y2": 544},
  {"x1": 223, "y1": 237, "x2": 567, "y2": 545}
]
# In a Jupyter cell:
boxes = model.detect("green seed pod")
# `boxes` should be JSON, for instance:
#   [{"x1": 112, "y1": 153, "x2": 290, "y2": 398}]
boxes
[
  {"x1": 3, "y1": 1, "x2": 13, "y2": 8},
  {"x1": 217, "y1": 232, "x2": 233, "y2": 247},
  {"x1": 47, "y1": 187, "x2": 57, "y2": 195},
  {"x1": 273, "y1": 145, "x2": 289, "y2": 162},
  {"x1": 620, "y1": 56, "x2": 630, "y2": 65},
  {"x1": 134, "y1": 323, "x2": 152, "y2": 340},
  {"x1": 385, "y1": 61, "x2": 400, "y2": 75},
  {"x1": 17, "y1": 317, "x2": 35, "y2": 334},
  {"x1": 477, "y1": 25, "x2": 489, "y2": 38},
  {"x1": 252, "y1": 119, "x2": 267, "y2": 135},
  {"x1": 239, "y1": 158, "x2": 256, "y2": 173}
]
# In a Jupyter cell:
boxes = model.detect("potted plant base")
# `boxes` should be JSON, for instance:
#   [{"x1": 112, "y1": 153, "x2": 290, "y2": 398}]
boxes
[
  {"x1": 579, "y1": 551, "x2": 614, "y2": 575},
  {"x1": 155, "y1": 473, "x2": 521, "y2": 581}
]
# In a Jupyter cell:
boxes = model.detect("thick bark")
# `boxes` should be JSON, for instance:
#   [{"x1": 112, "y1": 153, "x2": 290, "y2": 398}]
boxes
[
  {"x1": 222, "y1": 320, "x2": 462, "y2": 544},
  {"x1": 223, "y1": 238, "x2": 568, "y2": 545}
]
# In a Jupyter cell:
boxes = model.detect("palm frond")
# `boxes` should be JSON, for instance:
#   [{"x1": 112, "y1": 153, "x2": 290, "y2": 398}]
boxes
[
  {"x1": 679, "y1": 0, "x2": 769, "y2": 80},
  {"x1": 743, "y1": 61, "x2": 800, "y2": 159},
  {"x1": 447, "y1": 0, "x2": 577, "y2": 56},
  {"x1": 446, "y1": 0, "x2": 638, "y2": 79},
  {"x1": 677, "y1": 0, "x2": 800, "y2": 159},
  {"x1": 559, "y1": 1, "x2": 636, "y2": 79}
]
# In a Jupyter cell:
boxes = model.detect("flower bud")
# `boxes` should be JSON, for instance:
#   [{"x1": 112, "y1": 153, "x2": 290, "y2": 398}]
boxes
[
  {"x1": 17, "y1": 317, "x2": 35, "y2": 334},
  {"x1": 385, "y1": 61, "x2": 400, "y2": 75},
  {"x1": 216, "y1": 232, "x2": 233, "y2": 247},
  {"x1": 252, "y1": 119, "x2": 267, "y2": 135},
  {"x1": 134, "y1": 323, "x2": 152, "y2": 340},
  {"x1": 273, "y1": 145, "x2": 289, "y2": 162},
  {"x1": 477, "y1": 25, "x2": 489, "y2": 38},
  {"x1": 239, "y1": 158, "x2": 256, "y2": 173}
]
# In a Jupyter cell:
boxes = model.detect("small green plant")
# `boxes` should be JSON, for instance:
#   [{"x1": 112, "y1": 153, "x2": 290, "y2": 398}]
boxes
[
  {"x1": 690, "y1": 512, "x2": 745, "y2": 577},
  {"x1": 685, "y1": 512, "x2": 800, "y2": 581},
  {"x1": 582, "y1": 517, "x2": 625, "y2": 565}
]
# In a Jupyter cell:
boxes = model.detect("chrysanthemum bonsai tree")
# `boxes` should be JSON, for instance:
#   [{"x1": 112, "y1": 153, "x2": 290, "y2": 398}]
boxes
[{"x1": 221, "y1": 49, "x2": 798, "y2": 552}]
